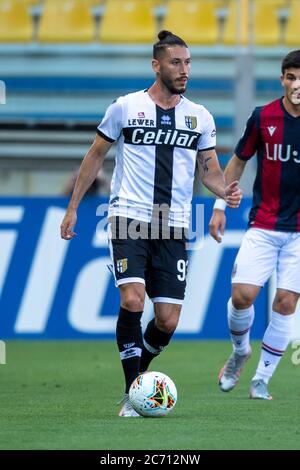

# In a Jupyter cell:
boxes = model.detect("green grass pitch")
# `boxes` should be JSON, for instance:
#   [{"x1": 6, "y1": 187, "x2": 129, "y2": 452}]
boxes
[{"x1": 0, "y1": 340, "x2": 300, "y2": 450}]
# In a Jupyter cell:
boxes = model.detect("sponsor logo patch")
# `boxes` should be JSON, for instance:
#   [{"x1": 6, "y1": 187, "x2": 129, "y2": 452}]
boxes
[
  {"x1": 161, "y1": 115, "x2": 172, "y2": 125},
  {"x1": 268, "y1": 126, "x2": 276, "y2": 136}
]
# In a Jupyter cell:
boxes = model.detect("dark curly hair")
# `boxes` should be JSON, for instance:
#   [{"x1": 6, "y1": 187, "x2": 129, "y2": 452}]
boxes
[
  {"x1": 153, "y1": 30, "x2": 188, "y2": 59},
  {"x1": 281, "y1": 50, "x2": 300, "y2": 74}
]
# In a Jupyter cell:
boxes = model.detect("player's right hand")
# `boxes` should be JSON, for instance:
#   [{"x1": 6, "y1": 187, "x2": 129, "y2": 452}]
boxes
[
  {"x1": 209, "y1": 209, "x2": 226, "y2": 243},
  {"x1": 224, "y1": 180, "x2": 243, "y2": 208},
  {"x1": 60, "y1": 209, "x2": 77, "y2": 240}
]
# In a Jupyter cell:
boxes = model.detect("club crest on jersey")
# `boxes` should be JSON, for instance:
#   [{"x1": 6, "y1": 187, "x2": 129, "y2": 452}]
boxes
[
  {"x1": 185, "y1": 116, "x2": 197, "y2": 130},
  {"x1": 116, "y1": 258, "x2": 128, "y2": 273}
]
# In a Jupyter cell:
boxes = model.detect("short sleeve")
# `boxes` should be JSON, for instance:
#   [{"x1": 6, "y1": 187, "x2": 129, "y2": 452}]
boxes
[
  {"x1": 235, "y1": 109, "x2": 259, "y2": 160},
  {"x1": 97, "y1": 98, "x2": 123, "y2": 143},
  {"x1": 197, "y1": 110, "x2": 216, "y2": 151}
]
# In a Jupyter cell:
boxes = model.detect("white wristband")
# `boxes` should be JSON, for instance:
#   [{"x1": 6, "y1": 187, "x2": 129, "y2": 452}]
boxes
[{"x1": 213, "y1": 198, "x2": 227, "y2": 211}]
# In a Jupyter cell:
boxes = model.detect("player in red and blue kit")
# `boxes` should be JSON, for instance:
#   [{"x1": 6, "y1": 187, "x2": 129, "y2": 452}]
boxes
[{"x1": 210, "y1": 50, "x2": 300, "y2": 400}]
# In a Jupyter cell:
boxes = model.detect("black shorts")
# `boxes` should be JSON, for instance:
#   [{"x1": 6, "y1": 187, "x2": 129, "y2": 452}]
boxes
[{"x1": 108, "y1": 217, "x2": 188, "y2": 304}]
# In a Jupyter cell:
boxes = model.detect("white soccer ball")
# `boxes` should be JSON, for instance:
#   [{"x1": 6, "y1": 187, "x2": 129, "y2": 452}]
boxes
[{"x1": 129, "y1": 371, "x2": 177, "y2": 418}]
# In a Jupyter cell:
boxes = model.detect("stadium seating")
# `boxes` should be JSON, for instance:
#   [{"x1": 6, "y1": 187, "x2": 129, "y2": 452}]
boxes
[
  {"x1": 99, "y1": 0, "x2": 157, "y2": 43},
  {"x1": 1, "y1": 0, "x2": 295, "y2": 47},
  {"x1": 83, "y1": 0, "x2": 102, "y2": 5},
  {"x1": 223, "y1": 0, "x2": 249, "y2": 45},
  {"x1": 0, "y1": 0, "x2": 33, "y2": 42},
  {"x1": 223, "y1": 0, "x2": 286, "y2": 46},
  {"x1": 17, "y1": 0, "x2": 40, "y2": 4},
  {"x1": 284, "y1": 0, "x2": 300, "y2": 46},
  {"x1": 38, "y1": 0, "x2": 95, "y2": 43},
  {"x1": 253, "y1": 0, "x2": 284, "y2": 45},
  {"x1": 162, "y1": 0, "x2": 221, "y2": 45}
]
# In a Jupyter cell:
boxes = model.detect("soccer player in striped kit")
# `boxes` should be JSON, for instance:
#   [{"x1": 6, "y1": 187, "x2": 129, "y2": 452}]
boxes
[
  {"x1": 210, "y1": 50, "x2": 300, "y2": 400},
  {"x1": 61, "y1": 31, "x2": 242, "y2": 416}
]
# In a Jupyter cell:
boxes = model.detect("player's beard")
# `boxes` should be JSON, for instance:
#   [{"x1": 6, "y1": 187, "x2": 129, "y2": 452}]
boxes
[{"x1": 161, "y1": 74, "x2": 187, "y2": 95}]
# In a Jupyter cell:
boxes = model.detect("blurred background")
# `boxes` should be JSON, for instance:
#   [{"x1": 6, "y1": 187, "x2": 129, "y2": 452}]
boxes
[
  {"x1": 0, "y1": 0, "x2": 299, "y2": 339},
  {"x1": 1, "y1": 0, "x2": 297, "y2": 196}
]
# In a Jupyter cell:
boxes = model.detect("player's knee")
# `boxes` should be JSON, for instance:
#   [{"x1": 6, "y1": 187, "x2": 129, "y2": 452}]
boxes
[
  {"x1": 120, "y1": 284, "x2": 145, "y2": 312},
  {"x1": 273, "y1": 294, "x2": 297, "y2": 315},
  {"x1": 156, "y1": 316, "x2": 178, "y2": 334},
  {"x1": 121, "y1": 293, "x2": 144, "y2": 312},
  {"x1": 232, "y1": 289, "x2": 254, "y2": 310}
]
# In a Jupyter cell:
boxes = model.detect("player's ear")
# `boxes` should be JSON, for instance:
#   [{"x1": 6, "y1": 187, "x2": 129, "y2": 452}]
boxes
[
  {"x1": 280, "y1": 74, "x2": 284, "y2": 87},
  {"x1": 152, "y1": 58, "x2": 160, "y2": 74}
]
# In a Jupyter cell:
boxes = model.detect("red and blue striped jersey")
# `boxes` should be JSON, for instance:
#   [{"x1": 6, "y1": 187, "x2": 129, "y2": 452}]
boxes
[{"x1": 235, "y1": 98, "x2": 300, "y2": 232}]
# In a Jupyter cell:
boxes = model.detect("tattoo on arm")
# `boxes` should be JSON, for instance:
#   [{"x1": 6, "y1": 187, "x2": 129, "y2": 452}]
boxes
[{"x1": 198, "y1": 153, "x2": 212, "y2": 173}]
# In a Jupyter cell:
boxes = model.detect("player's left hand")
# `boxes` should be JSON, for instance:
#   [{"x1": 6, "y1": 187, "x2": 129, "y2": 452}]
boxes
[{"x1": 224, "y1": 180, "x2": 243, "y2": 209}]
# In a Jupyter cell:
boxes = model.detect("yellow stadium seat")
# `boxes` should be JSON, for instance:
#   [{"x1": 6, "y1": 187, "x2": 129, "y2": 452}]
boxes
[
  {"x1": 81, "y1": 0, "x2": 102, "y2": 6},
  {"x1": 0, "y1": 0, "x2": 33, "y2": 42},
  {"x1": 223, "y1": 0, "x2": 248, "y2": 45},
  {"x1": 17, "y1": 0, "x2": 40, "y2": 5},
  {"x1": 38, "y1": 0, "x2": 95, "y2": 43},
  {"x1": 284, "y1": 0, "x2": 300, "y2": 46},
  {"x1": 224, "y1": 0, "x2": 285, "y2": 46},
  {"x1": 99, "y1": 0, "x2": 156, "y2": 43},
  {"x1": 253, "y1": 0, "x2": 282, "y2": 45},
  {"x1": 162, "y1": 1, "x2": 220, "y2": 45}
]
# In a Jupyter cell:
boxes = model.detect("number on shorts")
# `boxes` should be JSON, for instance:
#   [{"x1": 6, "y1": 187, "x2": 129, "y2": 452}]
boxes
[{"x1": 177, "y1": 259, "x2": 187, "y2": 281}]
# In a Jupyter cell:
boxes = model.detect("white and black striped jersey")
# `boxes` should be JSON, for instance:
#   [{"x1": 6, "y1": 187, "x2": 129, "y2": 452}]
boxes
[{"x1": 97, "y1": 90, "x2": 216, "y2": 227}]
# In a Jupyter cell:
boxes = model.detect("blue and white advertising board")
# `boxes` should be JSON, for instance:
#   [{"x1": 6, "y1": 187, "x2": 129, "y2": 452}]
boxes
[{"x1": 0, "y1": 197, "x2": 268, "y2": 339}]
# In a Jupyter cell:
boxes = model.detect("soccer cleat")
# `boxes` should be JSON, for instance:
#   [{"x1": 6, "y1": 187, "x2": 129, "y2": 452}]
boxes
[
  {"x1": 218, "y1": 349, "x2": 252, "y2": 392},
  {"x1": 249, "y1": 379, "x2": 272, "y2": 400},
  {"x1": 118, "y1": 394, "x2": 140, "y2": 417}
]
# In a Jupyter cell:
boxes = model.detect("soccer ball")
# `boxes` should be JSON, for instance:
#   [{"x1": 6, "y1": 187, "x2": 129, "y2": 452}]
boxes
[{"x1": 129, "y1": 371, "x2": 177, "y2": 418}]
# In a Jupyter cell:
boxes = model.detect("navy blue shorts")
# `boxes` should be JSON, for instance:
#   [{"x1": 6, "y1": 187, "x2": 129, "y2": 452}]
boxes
[{"x1": 108, "y1": 217, "x2": 188, "y2": 304}]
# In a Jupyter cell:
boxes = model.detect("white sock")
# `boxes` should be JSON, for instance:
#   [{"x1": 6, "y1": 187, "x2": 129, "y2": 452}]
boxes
[
  {"x1": 227, "y1": 297, "x2": 254, "y2": 355},
  {"x1": 253, "y1": 311, "x2": 295, "y2": 384}
]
